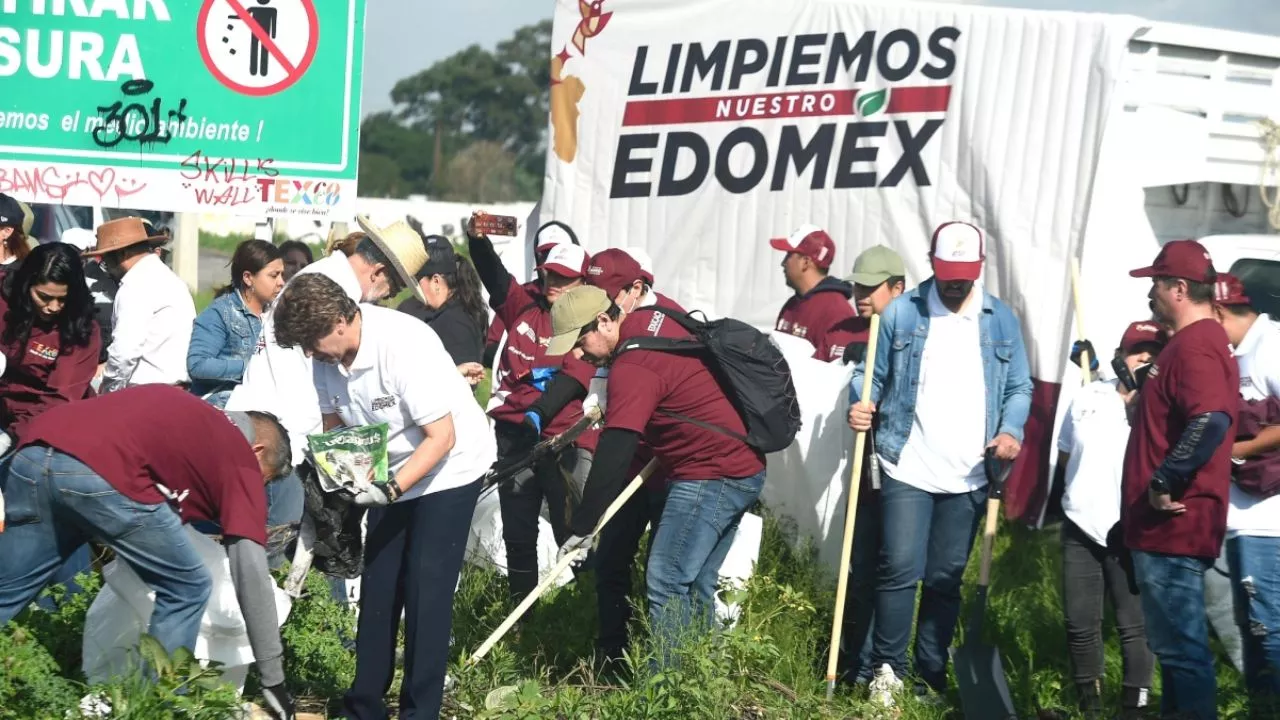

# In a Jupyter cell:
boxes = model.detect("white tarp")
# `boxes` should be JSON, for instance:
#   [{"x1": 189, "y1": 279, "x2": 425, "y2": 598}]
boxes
[{"x1": 541, "y1": 0, "x2": 1139, "y2": 526}]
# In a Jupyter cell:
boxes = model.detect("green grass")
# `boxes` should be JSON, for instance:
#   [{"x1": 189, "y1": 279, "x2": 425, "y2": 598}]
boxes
[{"x1": 3, "y1": 509, "x2": 1252, "y2": 718}]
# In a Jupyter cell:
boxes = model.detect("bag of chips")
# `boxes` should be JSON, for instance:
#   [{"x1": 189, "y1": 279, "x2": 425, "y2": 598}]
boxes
[{"x1": 307, "y1": 424, "x2": 390, "y2": 494}]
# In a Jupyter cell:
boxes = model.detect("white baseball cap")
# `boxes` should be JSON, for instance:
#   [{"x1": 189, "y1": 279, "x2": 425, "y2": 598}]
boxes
[
  {"x1": 929, "y1": 221, "x2": 985, "y2": 281},
  {"x1": 540, "y1": 243, "x2": 589, "y2": 278}
]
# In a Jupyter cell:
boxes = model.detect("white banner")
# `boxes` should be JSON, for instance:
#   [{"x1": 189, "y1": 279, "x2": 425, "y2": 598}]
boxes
[{"x1": 542, "y1": 0, "x2": 1139, "y2": 522}]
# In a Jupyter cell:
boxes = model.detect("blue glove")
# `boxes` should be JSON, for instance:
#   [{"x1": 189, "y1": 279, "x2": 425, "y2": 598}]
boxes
[
  {"x1": 530, "y1": 366, "x2": 558, "y2": 392},
  {"x1": 523, "y1": 411, "x2": 543, "y2": 435},
  {"x1": 1069, "y1": 340, "x2": 1098, "y2": 371}
]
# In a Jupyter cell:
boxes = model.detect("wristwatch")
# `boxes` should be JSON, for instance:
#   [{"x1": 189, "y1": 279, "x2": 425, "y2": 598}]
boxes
[
  {"x1": 384, "y1": 480, "x2": 404, "y2": 502},
  {"x1": 1148, "y1": 473, "x2": 1171, "y2": 495}
]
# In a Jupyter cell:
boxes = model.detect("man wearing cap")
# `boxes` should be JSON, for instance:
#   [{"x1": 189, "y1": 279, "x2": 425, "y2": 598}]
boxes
[
  {"x1": 1120, "y1": 240, "x2": 1239, "y2": 720},
  {"x1": 546, "y1": 285, "x2": 766, "y2": 667},
  {"x1": 482, "y1": 220, "x2": 578, "y2": 369},
  {"x1": 83, "y1": 217, "x2": 195, "y2": 393},
  {"x1": 770, "y1": 225, "x2": 859, "y2": 362},
  {"x1": 848, "y1": 220, "x2": 1032, "y2": 705},
  {"x1": 272, "y1": 273, "x2": 495, "y2": 720},
  {"x1": 835, "y1": 244, "x2": 907, "y2": 687},
  {"x1": 1214, "y1": 273, "x2": 1280, "y2": 713},
  {"x1": 467, "y1": 214, "x2": 595, "y2": 602},
  {"x1": 0, "y1": 386, "x2": 297, "y2": 719},
  {"x1": 224, "y1": 216, "x2": 427, "y2": 533},
  {"x1": 526, "y1": 247, "x2": 685, "y2": 672}
]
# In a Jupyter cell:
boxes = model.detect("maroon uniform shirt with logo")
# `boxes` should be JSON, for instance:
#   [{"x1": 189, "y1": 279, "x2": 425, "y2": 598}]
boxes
[
  {"x1": 606, "y1": 307, "x2": 765, "y2": 481},
  {"x1": 489, "y1": 277, "x2": 598, "y2": 450},
  {"x1": 0, "y1": 290, "x2": 101, "y2": 431},
  {"x1": 18, "y1": 385, "x2": 270, "y2": 544},
  {"x1": 775, "y1": 277, "x2": 860, "y2": 361},
  {"x1": 1121, "y1": 319, "x2": 1239, "y2": 559}
]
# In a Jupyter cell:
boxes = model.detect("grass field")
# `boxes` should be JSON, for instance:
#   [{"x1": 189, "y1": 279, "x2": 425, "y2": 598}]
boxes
[{"x1": 1, "y1": 508, "x2": 1251, "y2": 719}]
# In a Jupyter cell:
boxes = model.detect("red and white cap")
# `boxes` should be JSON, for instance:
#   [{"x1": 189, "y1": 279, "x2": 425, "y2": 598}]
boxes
[
  {"x1": 535, "y1": 221, "x2": 578, "y2": 253},
  {"x1": 769, "y1": 225, "x2": 835, "y2": 270},
  {"x1": 1214, "y1": 272, "x2": 1252, "y2": 307},
  {"x1": 540, "y1": 243, "x2": 589, "y2": 278},
  {"x1": 929, "y1": 221, "x2": 985, "y2": 282}
]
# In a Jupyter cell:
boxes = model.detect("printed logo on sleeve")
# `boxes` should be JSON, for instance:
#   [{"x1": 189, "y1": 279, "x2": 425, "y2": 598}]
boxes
[{"x1": 646, "y1": 311, "x2": 665, "y2": 335}]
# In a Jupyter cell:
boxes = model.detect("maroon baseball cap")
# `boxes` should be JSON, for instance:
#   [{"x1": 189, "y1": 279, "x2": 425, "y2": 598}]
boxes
[
  {"x1": 587, "y1": 248, "x2": 645, "y2": 299},
  {"x1": 929, "y1": 221, "x2": 985, "y2": 282},
  {"x1": 770, "y1": 225, "x2": 835, "y2": 270},
  {"x1": 1213, "y1": 272, "x2": 1252, "y2": 307},
  {"x1": 1129, "y1": 240, "x2": 1215, "y2": 283},
  {"x1": 1118, "y1": 320, "x2": 1167, "y2": 353}
]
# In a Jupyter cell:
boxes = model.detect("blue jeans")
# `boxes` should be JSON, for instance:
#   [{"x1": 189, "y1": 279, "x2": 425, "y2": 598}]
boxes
[
  {"x1": 1132, "y1": 550, "x2": 1217, "y2": 720},
  {"x1": 0, "y1": 446, "x2": 211, "y2": 656},
  {"x1": 1227, "y1": 535, "x2": 1280, "y2": 710},
  {"x1": 872, "y1": 475, "x2": 983, "y2": 692},
  {"x1": 840, "y1": 492, "x2": 881, "y2": 684},
  {"x1": 646, "y1": 472, "x2": 765, "y2": 667}
]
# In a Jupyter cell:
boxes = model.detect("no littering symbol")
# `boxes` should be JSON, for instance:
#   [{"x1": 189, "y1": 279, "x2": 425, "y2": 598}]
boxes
[{"x1": 197, "y1": 0, "x2": 318, "y2": 96}]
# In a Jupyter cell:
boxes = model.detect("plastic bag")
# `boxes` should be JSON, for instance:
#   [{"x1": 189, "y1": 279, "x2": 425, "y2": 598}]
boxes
[
  {"x1": 307, "y1": 423, "x2": 390, "y2": 494},
  {"x1": 82, "y1": 526, "x2": 293, "y2": 691},
  {"x1": 714, "y1": 511, "x2": 763, "y2": 629}
]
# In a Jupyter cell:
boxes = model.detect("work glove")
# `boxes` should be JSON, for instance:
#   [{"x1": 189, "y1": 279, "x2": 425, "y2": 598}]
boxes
[
  {"x1": 1069, "y1": 339, "x2": 1099, "y2": 371},
  {"x1": 557, "y1": 534, "x2": 593, "y2": 569},
  {"x1": 260, "y1": 684, "x2": 296, "y2": 720},
  {"x1": 530, "y1": 366, "x2": 558, "y2": 392},
  {"x1": 582, "y1": 376, "x2": 608, "y2": 426},
  {"x1": 350, "y1": 481, "x2": 401, "y2": 507}
]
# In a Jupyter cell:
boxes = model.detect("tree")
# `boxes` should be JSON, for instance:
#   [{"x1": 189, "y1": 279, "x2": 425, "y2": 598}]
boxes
[
  {"x1": 442, "y1": 141, "x2": 519, "y2": 202},
  {"x1": 356, "y1": 20, "x2": 552, "y2": 201}
]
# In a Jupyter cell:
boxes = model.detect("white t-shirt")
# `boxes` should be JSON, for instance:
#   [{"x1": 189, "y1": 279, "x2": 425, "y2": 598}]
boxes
[
  {"x1": 880, "y1": 283, "x2": 987, "y2": 494},
  {"x1": 225, "y1": 251, "x2": 361, "y2": 465},
  {"x1": 1227, "y1": 314, "x2": 1280, "y2": 538},
  {"x1": 1058, "y1": 379, "x2": 1129, "y2": 547},
  {"x1": 314, "y1": 305, "x2": 497, "y2": 501}
]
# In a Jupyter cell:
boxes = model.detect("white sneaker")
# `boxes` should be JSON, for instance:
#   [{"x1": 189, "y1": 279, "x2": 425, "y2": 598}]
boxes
[{"x1": 868, "y1": 664, "x2": 903, "y2": 708}]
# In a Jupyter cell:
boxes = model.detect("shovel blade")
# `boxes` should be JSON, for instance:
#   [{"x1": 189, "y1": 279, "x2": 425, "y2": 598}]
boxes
[{"x1": 951, "y1": 640, "x2": 1017, "y2": 719}]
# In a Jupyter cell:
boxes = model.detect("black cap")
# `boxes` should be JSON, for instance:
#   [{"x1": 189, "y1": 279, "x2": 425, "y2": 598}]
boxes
[
  {"x1": 417, "y1": 234, "x2": 458, "y2": 277},
  {"x1": 0, "y1": 193, "x2": 21, "y2": 229}
]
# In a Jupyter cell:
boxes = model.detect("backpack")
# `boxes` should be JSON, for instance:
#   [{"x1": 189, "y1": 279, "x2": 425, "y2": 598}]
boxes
[{"x1": 615, "y1": 306, "x2": 801, "y2": 453}]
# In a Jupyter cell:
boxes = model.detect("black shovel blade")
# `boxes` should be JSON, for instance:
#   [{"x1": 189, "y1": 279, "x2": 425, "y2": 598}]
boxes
[{"x1": 952, "y1": 638, "x2": 1017, "y2": 719}]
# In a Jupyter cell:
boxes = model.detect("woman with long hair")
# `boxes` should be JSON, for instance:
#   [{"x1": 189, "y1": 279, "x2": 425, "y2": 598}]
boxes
[
  {"x1": 0, "y1": 193, "x2": 32, "y2": 267},
  {"x1": 397, "y1": 235, "x2": 488, "y2": 384},
  {"x1": 187, "y1": 239, "x2": 284, "y2": 408},
  {"x1": 0, "y1": 242, "x2": 100, "y2": 435}
]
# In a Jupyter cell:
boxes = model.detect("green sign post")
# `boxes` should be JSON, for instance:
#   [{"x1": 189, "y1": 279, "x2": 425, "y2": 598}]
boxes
[{"x1": 0, "y1": 0, "x2": 365, "y2": 219}]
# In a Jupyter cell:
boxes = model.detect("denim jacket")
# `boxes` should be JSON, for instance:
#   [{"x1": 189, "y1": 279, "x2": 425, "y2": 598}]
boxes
[
  {"x1": 187, "y1": 291, "x2": 262, "y2": 403},
  {"x1": 850, "y1": 278, "x2": 1033, "y2": 465}
]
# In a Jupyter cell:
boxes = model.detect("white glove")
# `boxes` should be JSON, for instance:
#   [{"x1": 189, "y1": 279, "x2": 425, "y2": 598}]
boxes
[
  {"x1": 582, "y1": 376, "x2": 608, "y2": 426},
  {"x1": 351, "y1": 482, "x2": 401, "y2": 507},
  {"x1": 557, "y1": 534, "x2": 593, "y2": 568}
]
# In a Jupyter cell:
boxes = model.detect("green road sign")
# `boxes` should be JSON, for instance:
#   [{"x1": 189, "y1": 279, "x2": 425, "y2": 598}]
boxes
[{"x1": 0, "y1": 0, "x2": 365, "y2": 219}]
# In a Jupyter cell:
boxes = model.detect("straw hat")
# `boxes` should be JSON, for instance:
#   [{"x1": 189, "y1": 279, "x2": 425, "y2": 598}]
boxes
[
  {"x1": 354, "y1": 214, "x2": 428, "y2": 303},
  {"x1": 82, "y1": 216, "x2": 168, "y2": 257}
]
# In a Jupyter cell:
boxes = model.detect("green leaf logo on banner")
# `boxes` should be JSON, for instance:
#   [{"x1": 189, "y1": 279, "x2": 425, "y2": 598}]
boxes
[{"x1": 857, "y1": 89, "x2": 889, "y2": 117}]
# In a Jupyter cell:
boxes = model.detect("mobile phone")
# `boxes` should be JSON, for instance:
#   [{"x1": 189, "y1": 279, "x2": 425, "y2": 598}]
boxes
[
  {"x1": 1133, "y1": 363, "x2": 1153, "y2": 389},
  {"x1": 473, "y1": 213, "x2": 518, "y2": 237},
  {"x1": 1111, "y1": 357, "x2": 1137, "y2": 392}
]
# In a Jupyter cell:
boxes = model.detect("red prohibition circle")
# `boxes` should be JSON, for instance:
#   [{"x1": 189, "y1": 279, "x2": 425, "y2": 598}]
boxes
[{"x1": 197, "y1": 0, "x2": 320, "y2": 97}]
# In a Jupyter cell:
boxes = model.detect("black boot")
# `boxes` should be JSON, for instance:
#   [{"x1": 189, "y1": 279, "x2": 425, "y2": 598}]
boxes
[
  {"x1": 1121, "y1": 686, "x2": 1152, "y2": 719},
  {"x1": 1076, "y1": 679, "x2": 1104, "y2": 720}
]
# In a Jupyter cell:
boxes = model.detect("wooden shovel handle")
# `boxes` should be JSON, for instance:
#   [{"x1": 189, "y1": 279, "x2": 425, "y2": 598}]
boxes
[{"x1": 978, "y1": 497, "x2": 1001, "y2": 587}]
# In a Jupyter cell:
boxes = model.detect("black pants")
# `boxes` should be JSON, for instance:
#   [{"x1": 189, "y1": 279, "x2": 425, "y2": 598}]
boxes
[
  {"x1": 1061, "y1": 519, "x2": 1154, "y2": 691},
  {"x1": 494, "y1": 421, "x2": 590, "y2": 601},
  {"x1": 593, "y1": 481, "x2": 666, "y2": 661},
  {"x1": 343, "y1": 479, "x2": 482, "y2": 720}
]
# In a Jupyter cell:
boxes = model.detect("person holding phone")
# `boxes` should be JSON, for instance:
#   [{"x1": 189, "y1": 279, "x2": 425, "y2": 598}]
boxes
[{"x1": 1055, "y1": 321, "x2": 1164, "y2": 718}]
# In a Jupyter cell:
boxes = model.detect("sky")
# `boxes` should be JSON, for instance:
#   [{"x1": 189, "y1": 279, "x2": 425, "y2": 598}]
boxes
[{"x1": 360, "y1": 0, "x2": 1280, "y2": 117}]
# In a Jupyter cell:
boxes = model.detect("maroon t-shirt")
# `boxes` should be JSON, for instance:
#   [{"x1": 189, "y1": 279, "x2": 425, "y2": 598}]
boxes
[
  {"x1": 0, "y1": 291, "x2": 101, "y2": 430},
  {"x1": 606, "y1": 307, "x2": 765, "y2": 481},
  {"x1": 775, "y1": 279, "x2": 859, "y2": 362},
  {"x1": 1122, "y1": 318, "x2": 1239, "y2": 559},
  {"x1": 19, "y1": 385, "x2": 269, "y2": 545}
]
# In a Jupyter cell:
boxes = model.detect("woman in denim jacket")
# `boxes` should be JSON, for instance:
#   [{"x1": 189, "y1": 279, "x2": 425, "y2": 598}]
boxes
[{"x1": 188, "y1": 240, "x2": 284, "y2": 408}]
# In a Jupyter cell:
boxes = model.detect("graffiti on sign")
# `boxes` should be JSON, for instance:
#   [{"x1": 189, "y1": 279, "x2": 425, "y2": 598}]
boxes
[{"x1": 89, "y1": 79, "x2": 190, "y2": 148}]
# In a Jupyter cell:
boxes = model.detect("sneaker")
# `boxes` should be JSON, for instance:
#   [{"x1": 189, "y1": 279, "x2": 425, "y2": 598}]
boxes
[{"x1": 868, "y1": 664, "x2": 903, "y2": 708}]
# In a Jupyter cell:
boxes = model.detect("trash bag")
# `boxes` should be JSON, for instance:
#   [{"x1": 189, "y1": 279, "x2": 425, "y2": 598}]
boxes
[
  {"x1": 714, "y1": 511, "x2": 763, "y2": 629},
  {"x1": 299, "y1": 461, "x2": 366, "y2": 579},
  {"x1": 82, "y1": 526, "x2": 293, "y2": 691}
]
